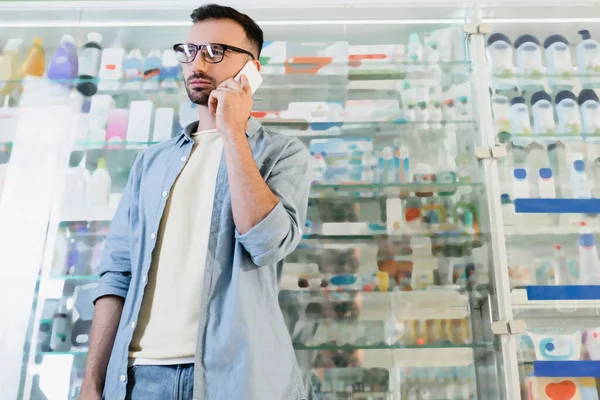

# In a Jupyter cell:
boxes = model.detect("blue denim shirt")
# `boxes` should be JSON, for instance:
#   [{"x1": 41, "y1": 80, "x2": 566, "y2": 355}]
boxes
[{"x1": 94, "y1": 117, "x2": 311, "y2": 400}]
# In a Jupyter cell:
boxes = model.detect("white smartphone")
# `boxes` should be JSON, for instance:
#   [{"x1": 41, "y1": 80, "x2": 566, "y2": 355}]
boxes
[{"x1": 235, "y1": 60, "x2": 263, "y2": 95}]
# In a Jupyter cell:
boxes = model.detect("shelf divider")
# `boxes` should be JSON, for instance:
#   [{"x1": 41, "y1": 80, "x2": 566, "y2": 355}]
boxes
[
  {"x1": 526, "y1": 285, "x2": 600, "y2": 301},
  {"x1": 534, "y1": 361, "x2": 600, "y2": 378},
  {"x1": 514, "y1": 199, "x2": 600, "y2": 214}
]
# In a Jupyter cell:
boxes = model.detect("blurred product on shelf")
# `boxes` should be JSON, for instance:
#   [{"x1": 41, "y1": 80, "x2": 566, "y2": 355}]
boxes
[
  {"x1": 577, "y1": 30, "x2": 600, "y2": 86},
  {"x1": 98, "y1": 39, "x2": 125, "y2": 92},
  {"x1": 514, "y1": 34, "x2": 545, "y2": 91},
  {"x1": 142, "y1": 48, "x2": 162, "y2": 92},
  {"x1": 578, "y1": 222, "x2": 600, "y2": 284},
  {"x1": 544, "y1": 34, "x2": 576, "y2": 89},
  {"x1": 122, "y1": 48, "x2": 143, "y2": 91},
  {"x1": 0, "y1": 38, "x2": 23, "y2": 96},
  {"x1": 22, "y1": 37, "x2": 45, "y2": 78},
  {"x1": 86, "y1": 158, "x2": 112, "y2": 207},
  {"x1": 48, "y1": 35, "x2": 78, "y2": 89},
  {"x1": 77, "y1": 32, "x2": 103, "y2": 96}
]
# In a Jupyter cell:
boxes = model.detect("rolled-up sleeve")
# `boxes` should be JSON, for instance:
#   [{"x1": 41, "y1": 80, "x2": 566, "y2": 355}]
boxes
[
  {"x1": 235, "y1": 139, "x2": 312, "y2": 267},
  {"x1": 93, "y1": 152, "x2": 143, "y2": 303}
]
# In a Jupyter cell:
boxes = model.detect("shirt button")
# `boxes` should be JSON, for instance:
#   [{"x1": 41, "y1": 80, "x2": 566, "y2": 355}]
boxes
[
  {"x1": 120, "y1": 374, "x2": 126, "y2": 382},
  {"x1": 151, "y1": 233, "x2": 156, "y2": 240},
  {"x1": 142, "y1": 275, "x2": 147, "y2": 284},
  {"x1": 181, "y1": 156, "x2": 187, "y2": 162},
  {"x1": 162, "y1": 190, "x2": 168, "y2": 197},
  {"x1": 131, "y1": 321, "x2": 136, "y2": 329}
]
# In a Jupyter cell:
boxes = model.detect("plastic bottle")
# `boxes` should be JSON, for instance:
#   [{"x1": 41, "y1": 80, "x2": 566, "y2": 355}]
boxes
[
  {"x1": 142, "y1": 49, "x2": 162, "y2": 92},
  {"x1": 501, "y1": 194, "x2": 514, "y2": 227},
  {"x1": 77, "y1": 32, "x2": 103, "y2": 96},
  {"x1": 544, "y1": 34, "x2": 576, "y2": 88},
  {"x1": 311, "y1": 152, "x2": 326, "y2": 182},
  {"x1": 554, "y1": 245, "x2": 571, "y2": 285},
  {"x1": 407, "y1": 33, "x2": 423, "y2": 63},
  {"x1": 74, "y1": 225, "x2": 92, "y2": 275},
  {"x1": 538, "y1": 168, "x2": 556, "y2": 198},
  {"x1": 160, "y1": 49, "x2": 180, "y2": 90},
  {"x1": 515, "y1": 34, "x2": 545, "y2": 90},
  {"x1": 87, "y1": 158, "x2": 112, "y2": 206},
  {"x1": 98, "y1": 40, "x2": 125, "y2": 92},
  {"x1": 531, "y1": 91, "x2": 556, "y2": 135},
  {"x1": 578, "y1": 89, "x2": 600, "y2": 134},
  {"x1": 0, "y1": 38, "x2": 23, "y2": 96},
  {"x1": 53, "y1": 222, "x2": 70, "y2": 276},
  {"x1": 491, "y1": 94, "x2": 511, "y2": 133},
  {"x1": 413, "y1": 163, "x2": 434, "y2": 197},
  {"x1": 50, "y1": 297, "x2": 70, "y2": 351},
  {"x1": 486, "y1": 33, "x2": 517, "y2": 90},
  {"x1": 63, "y1": 156, "x2": 88, "y2": 208},
  {"x1": 510, "y1": 96, "x2": 532, "y2": 142},
  {"x1": 436, "y1": 147, "x2": 458, "y2": 196},
  {"x1": 512, "y1": 168, "x2": 530, "y2": 199},
  {"x1": 578, "y1": 222, "x2": 600, "y2": 284},
  {"x1": 569, "y1": 153, "x2": 592, "y2": 198},
  {"x1": 122, "y1": 49, "x2": 143, "y2": 91},
  {"x1": 577, "y1": 30, "x2": 600, "y2": 87},
  {"x1": 555, "y1": 90, "x2": 582, "y2": 135},
  {"x1": 21, "y1": 38, "x2": 45, "y2": 78},
  {"x1": 48, "y1": 35, "x2": 79, "y2": 88}
]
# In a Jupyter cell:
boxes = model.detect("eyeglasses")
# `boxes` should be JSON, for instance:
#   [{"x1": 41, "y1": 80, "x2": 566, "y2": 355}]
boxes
[{"x1": 173, "y1": 43, "x2": 255, "y2": 64}]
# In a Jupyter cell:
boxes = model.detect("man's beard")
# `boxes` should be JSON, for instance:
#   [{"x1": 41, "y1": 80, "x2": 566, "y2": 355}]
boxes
[{"x1": 185, "y1": 73, "x2": 217, "y2": 106}]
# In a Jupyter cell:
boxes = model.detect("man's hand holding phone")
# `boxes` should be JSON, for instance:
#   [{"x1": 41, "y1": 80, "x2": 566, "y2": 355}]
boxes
[{"x1": 208, "y1": 74, "x2": 253, "y2": 139}]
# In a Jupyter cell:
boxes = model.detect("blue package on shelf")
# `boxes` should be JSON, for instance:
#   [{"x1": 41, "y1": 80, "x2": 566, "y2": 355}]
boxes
[
  {"x1": 534, "y1": 360, "x2": 600, "y2": 377},
  {"x1": 526, "y1": 285, "x2": 600, "y2": 300},
  {"x1": 514, "y1": 198, "x2": 600, "y2": 214}
]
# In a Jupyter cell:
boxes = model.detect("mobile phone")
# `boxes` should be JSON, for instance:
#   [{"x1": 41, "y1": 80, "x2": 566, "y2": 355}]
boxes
[{"x1": 235, "y1": 60, "x2": 263, "y2": 95}]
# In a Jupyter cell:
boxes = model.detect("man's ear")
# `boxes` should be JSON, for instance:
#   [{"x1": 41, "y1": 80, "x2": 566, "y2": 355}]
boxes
[{"x1": 253, "y1": 59, "x2": 261, "y2": 73}]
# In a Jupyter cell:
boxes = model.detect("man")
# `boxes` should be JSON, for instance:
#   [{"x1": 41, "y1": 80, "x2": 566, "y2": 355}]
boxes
[{"x1": 80, "y1": 4, "x2": 311, "y2": 400}]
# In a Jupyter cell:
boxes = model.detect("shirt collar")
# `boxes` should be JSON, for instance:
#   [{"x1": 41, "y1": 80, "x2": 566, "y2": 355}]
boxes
[{"x1": 180, "y1": 117, "x2": 262, "y2": 143}]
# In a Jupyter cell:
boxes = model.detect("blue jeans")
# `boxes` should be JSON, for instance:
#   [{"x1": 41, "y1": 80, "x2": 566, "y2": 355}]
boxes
[{"x1": 125, "y1": 364, "x2": 194, "y2": 400}]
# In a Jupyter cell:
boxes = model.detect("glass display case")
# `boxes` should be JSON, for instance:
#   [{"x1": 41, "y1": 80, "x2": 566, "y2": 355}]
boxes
[{"x1": 2, "y1": 1, "x2": 600, "y2": 399}]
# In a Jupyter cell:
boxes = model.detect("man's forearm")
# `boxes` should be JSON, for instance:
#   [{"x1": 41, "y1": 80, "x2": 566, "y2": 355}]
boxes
[
  {"x1": 222, "y1": 133, "x2": 279, "y2": 235},
  {"x1": 81, "y1": 295, "x2": 124, "y2": 395}
]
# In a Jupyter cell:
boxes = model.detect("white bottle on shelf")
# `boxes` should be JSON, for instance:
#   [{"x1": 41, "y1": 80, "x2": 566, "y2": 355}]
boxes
[
  {"x1": 486, "y1": 33, "x2": 517, "y2": 91},
  {"x1": 578, "y1": 89, "x2": 600, "y2": 135},
  {"x1": 511, "y1": 168, "x2": 530, "y2": 199},
  {"x1": 555, "y1": 90, "x2": 582, "y2": 136},
  {"x1": 510, "y1": 97, "x2": 533, "y2": 145},
  {"x1": 569, "y1": 153, "x2": 592, "y2": 199},
  {"x1": 63, "y1": 156, "x2": 88, "y2": 208},
  {"x1": 126, "y1": 100, "x2": 154, "y2": 146},
  {"x1": 577, "y1": 30, "x2": 600, "y2": 87},
  {"x1": 87, "y1": 158, "x2": 111, "y2": 206},
  {"x1": 544, "y1": 34, "x2": 576, "y2": 89},
  {"x1": 531, "y1": 91, "x2": 557, "y2": 135},
  {"x1": 537, "y1": 168, "x2": 556, "y2": 199},
  {"x1": 152, "y1": 108, "x2": 176, "y2": 142},
  {"x1": 98, "y1": 43, "x2": 125, "y2": 92},
  {"x1": 514, "y1": 34, "x2": 546, "y2": 90},
  {"x1": 578, "y1": 222, "x2": 600, "y2": 284},
  {"x1": 554, "y1": 245, "x2": 571, "y2": 285}
]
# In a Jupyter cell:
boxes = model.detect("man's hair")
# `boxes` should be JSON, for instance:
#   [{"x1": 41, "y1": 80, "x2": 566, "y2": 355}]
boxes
[{"x1": 190, "y1": 4, "x2": 264, "y2": 59}]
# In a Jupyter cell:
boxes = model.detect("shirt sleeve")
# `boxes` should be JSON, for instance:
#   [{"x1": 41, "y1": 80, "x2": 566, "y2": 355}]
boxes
[
  {"x1": 93, "y1": 152, "x2": 143, "y2": 303},
  {"x1": 235, "y1": 139, "x2": 312, "y2": 267}
]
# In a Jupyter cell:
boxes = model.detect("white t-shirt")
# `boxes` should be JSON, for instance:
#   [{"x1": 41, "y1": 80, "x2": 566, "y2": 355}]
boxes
[{"x1": 129, "y1": 129, "x2": 223, "y2": 364}]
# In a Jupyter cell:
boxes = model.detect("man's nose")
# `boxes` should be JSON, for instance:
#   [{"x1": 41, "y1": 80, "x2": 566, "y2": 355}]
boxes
[{"x1": 193, "y1": 52, "x2": 208, "y2": 73}]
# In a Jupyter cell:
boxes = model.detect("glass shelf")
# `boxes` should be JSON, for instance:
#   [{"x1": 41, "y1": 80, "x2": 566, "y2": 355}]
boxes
[
  {"x1": 310, "y1": 182, "x2": 482, "y2": 197},
  {"x1": 37, "y1": 275, "x2": 99, "y2": 282},
  {"x1": 513, "y1": 199, "x2": 600, "y2": 214},
  {"x1": 293, "y1": 342, "x2": 491, "y2": 351}
]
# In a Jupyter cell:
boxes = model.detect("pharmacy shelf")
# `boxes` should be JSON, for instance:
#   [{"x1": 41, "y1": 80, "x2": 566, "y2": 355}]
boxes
[
  {"x1": 533, "y1": 361, "x2": 600, "y2": 378},
  {"x1": 294, "y1": 343, "x2": 490, "y2": 351},
  {"x1": 310, "y1": 182, "x2": 481, "y2": 198},
  {"x1": 513, "y1": 199, "x2": 600, "y2": 214},
  {"x1": 33, "y1": 345, "x2": 479, "y2": 369},
  {"x1": 504, "y1": 224, "x2": 600, "y2": 238},
  {"x1": 36, "y1": 275, "x2": 99, "y2": 282},
  {"x1": 512, "y1": 288, "x2": 600, "y2": 310}
]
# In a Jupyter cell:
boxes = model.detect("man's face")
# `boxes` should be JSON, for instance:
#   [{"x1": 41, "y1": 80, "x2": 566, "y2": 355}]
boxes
[{"x1": 182, "y1": 19, "x2": 255, "y2": 106}]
